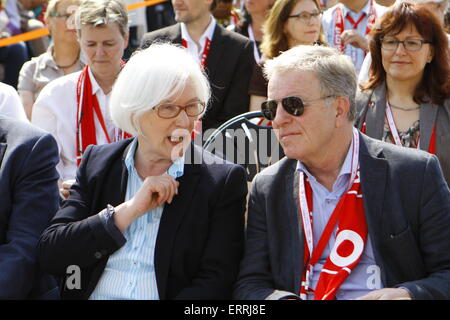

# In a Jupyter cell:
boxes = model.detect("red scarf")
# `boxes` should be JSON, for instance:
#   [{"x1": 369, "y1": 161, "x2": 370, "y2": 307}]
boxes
[
  {"x1": 76, "y1": 65, "x2": 131, "y2": 165},
  {"x1": 299, "y1": 129, "x2": 367, "y2": 300},
  {"x1": 333, "y1": 0, "x2": 376, "y2": 54}
]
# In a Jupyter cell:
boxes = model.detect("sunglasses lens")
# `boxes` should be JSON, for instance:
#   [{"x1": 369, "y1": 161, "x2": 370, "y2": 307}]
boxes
[
  {"x1": 261, "y1": 100, "x2": 277, "y2": 120},
  {"x1": 282, "y1": 96, "x2": 304, "y2": 116}
]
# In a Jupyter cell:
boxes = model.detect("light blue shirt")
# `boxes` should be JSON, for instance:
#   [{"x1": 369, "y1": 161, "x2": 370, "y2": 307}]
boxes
[
  {"x1": 322, "y1": 1, "x2": 387, "y2": 74},
  {"x1": 296, "y1": 139, "x2": 383, "y2": 300},
  {"x1": 89, "y1": 138, "x2": 184, "y2": 300}
]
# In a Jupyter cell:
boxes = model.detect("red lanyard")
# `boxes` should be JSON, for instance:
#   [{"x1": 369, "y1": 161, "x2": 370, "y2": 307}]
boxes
[
  {"x1": 385, "y1": 101, "x2": 436, "y2": 153},
  {"x1": 346, "y1": 12, "x2": 366, "y2": 30},
  {"x1": 299, "y1": 128, "x2": 360, "y2": 297},
  {"x1": 182, "y1": 37, "x2": 211, "y2": 69}
]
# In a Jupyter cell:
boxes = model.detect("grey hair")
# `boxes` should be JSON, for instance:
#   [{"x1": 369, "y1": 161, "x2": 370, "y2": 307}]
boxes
[
  {"x1": 264, "y1": 45, "x2": 357, "y2": 121},
  {"x1": 44, "y1": 0, "x2": 81, "y2": 22},
  {"x1": 74, "y1": 0, "x2": 129, "y2": 37},
  {"x1": 109, "y1": 43, "x2": 211, "y2": 136}
]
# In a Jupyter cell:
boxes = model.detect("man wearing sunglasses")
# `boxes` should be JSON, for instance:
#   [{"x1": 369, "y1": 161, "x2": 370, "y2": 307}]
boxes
[{"x1": 234, "y1": 45, "x2": 450, "y2": 300}]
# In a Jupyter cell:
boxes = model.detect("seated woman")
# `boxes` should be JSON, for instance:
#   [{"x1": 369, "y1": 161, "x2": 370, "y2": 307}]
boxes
[
  {"x1": 37, "y1": 43, "x2": 248, "y2": 300},
  {"x1": 31, "y1": 0, "x2": 130, "y2": 196},
  {"x1": 355, "y1": 2, "x2": 450, "y2": 184},
  {"x1": 18, "y1": 0, "x2": 84, "y2": 120},
  {"x1": 249, "y1": 0, "x2": 326, "y2": 110}
]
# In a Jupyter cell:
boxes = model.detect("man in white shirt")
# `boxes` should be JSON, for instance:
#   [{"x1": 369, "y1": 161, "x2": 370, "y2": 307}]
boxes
[
  {"x1": 0, "y1": 82, "x2": 28, "y2": 122},
  {"x1": 141, "y1": 0, "x2": 255, "y2": 133},
  {"x1": 322, "y1": 0, "x2": 387, "y2": 74}
]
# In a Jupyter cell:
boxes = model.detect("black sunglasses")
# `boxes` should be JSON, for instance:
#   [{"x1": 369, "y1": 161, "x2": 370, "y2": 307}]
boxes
[{"x1": 261, "y1": 95, "x2": 334, "y2": 120}]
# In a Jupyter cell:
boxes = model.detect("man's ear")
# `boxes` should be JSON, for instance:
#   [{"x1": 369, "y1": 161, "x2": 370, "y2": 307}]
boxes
[{"x1": 334, "y1": 96, "x2": 351, "y2": 128}]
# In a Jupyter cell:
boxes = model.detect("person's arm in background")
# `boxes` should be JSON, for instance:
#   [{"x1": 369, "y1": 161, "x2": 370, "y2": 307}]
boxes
[{"x1": 0, "y1": 132, "x2": 59, "y2": 298}]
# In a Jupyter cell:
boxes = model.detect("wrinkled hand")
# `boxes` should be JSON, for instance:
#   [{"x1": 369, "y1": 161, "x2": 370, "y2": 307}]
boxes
[
  {"x1": 128, "y1": 174, "x2": 179, "y2": 217},
  {"x1": 114, "y1": 174, "x2": 179, "y2": 233},
  {"x1": 341, "y1": 30, "x2": 369, "y2": 51},
  {"x1": 355, "y1": 288, "x2": 411, "y2": 300}
]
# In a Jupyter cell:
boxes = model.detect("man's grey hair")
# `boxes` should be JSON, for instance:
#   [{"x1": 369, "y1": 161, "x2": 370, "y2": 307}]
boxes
[
  {"x1": 74, "y1": 0, "x2": 129, "y2": 37},
  {"x1": 264, "y1": 45, "x2": 357, "y2": 121}
]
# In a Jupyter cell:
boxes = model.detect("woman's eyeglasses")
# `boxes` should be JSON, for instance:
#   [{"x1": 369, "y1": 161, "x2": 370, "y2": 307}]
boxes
[
  {"x1": 261, "y1": 95, "x2": 334, "y2": 121},
  {"x1": 288, "y1": 11, "x2": 322, "y2": 23},
  {"x1": 380, "y1": 38, "x2": 432, "y2": 52},
  {"x1": 155, "y1": 101, "x2": 205, "y2": 119},
  {"x1": 49, "y1": 12, "x2": 73, "y2": 20}
]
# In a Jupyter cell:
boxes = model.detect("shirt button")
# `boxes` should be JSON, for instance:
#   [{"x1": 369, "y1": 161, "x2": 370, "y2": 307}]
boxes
[{"x1": 94, "y1": 251, "x2": 102, "y2": 259}]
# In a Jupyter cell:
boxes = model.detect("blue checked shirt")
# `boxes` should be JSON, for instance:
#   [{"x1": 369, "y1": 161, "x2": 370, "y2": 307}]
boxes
[{"x1": 89, "y1": 138, "x2": 184, "y2": 300}]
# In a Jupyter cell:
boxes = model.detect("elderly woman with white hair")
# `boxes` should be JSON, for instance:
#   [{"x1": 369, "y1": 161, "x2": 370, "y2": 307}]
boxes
[
  {"x1": 31, "y1": 0, "x2": 130, "y2": 197},
  {"x1": 37, "y1": 43, "x2": 248, "y2": 300}
]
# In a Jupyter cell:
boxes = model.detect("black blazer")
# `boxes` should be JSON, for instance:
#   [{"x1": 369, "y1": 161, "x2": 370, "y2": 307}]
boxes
[
  {"x1": 38, "y1": 139, "x2": 248, "y2": 300},
  {"x1": 234, "y1": 133, "x2": 450, "y2": 300},
  {"x1": 0, "y1": 116, "x2": 60, "y2": 299},
  {"x1": 141, "y1": 23, "x2": 256, "y2": 132}
]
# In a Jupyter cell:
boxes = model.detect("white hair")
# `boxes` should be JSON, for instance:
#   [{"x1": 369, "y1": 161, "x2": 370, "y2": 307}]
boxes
[
  {"x1": 109, "y1": 43, "x2": 211, "y2": 136},
  {"x1": 264, "y1": 45, "x2": 357, "y2": 121}
]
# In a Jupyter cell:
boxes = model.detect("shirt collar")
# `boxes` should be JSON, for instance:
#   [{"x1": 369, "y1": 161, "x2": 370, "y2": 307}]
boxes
[
  {"x1": 87, "y1": 66, "x2": 102, "y2": 96},
  {"x1": 125, "y1": 138, "x2": 185, "y2": 180},
  {"x1": 180, "y1": 15, "x2": 216, "y2": 46},
  {"x1": 296, "y1": 137, "x2": 354, "y2": 186},
  {"x1": 342, "y1": 0, "x2": 372, "y2": 16}
]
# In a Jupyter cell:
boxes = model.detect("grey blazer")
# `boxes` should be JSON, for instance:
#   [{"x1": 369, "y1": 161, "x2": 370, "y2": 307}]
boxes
[
  {"x1": 354, "y1": 84, "x2": 450, "y2": 185},
  {"x1": 234, "y1": 133, "x2": 450, "y2": 300}
]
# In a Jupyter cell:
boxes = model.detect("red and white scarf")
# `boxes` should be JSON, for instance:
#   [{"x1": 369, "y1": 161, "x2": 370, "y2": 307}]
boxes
[
  {"x1": 299, "y1": 129, "x2": 368, "y2": 300},
  {"x1": 76, "y1": 65, "x2": 131, "y2": 165},
  {"x1": 333, "y1": 0, "x2": 377, "y2": 55}
]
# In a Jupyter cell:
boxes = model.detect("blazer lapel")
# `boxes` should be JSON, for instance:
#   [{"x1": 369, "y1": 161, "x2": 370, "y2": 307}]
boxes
[
  {"x1": 358, "y1": 133, "x2": 389, "y2": 286},
  {"x1": 0, "y1": 143, "x2": 6, "y2": 170},
  {"x1": 365, "y1": 84, "x2": 387, "y2": 140},
  {"x1": 419, "y1": 102, "x2": 438, "y2": 152},
  {"x1": 204, "y1": 25, "x2": 225, "y2": 84},
  {"x1": 290, "y1": 166, "x2": 304, "y2": 294},
  {"x1": 154, "y1": 153, "x2": 201, "y2": 299}
]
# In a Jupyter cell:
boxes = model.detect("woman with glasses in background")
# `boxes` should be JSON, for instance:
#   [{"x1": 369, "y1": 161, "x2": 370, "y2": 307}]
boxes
[
  {"x1": 355, "y1": 2, "x2": 450, "y2": 185},
  {"x1": 249, "y1": 0, "x2": 326, "y2": 111},
  {"x1": 38, "y1": 43, "x2": 247, "y2": 300},
  {"x1": 18, "y1": 0, "x2": 84, "y2": 120}
]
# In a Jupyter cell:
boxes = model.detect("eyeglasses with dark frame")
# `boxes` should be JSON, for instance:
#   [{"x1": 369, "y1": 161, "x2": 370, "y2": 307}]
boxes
[
  {"x1": 49, "y1": 12, "x2": 73, "y2": 20},
  {"x1": 288, "y1": 10, "x2": 322, "y2": 23},
  {"x1": 261, "y1": 95, "x2": 335, "y2": 121},
  {"x1": 380, "y1": 37, "x2": 432, "y2": 52},
  {"x1": 155, "y1": 101, "x2": 206, "y2": 119}
]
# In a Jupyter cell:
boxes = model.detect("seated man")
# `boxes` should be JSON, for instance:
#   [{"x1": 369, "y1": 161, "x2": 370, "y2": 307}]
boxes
[
  {"x1": 234, "y1": 45, "x2": 450, "y2": 300},
  {"x1": 0, "y1": 116, "x2": 60, "y2": 299}
]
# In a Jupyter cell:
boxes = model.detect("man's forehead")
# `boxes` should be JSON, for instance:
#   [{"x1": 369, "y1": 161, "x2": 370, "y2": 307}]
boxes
[{"x1": 267, "y1": 69, "x2": 320, "y2": 98}]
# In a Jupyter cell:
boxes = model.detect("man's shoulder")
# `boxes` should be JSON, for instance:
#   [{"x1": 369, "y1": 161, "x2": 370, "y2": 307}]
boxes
[
  {"x1": 214, "y1": 24, "x2": 252, "y2": 45},
  {"x1": 141, "y1": 24, "x2": 181, "y2": 47},
  {"x1": 252, "y1": 157, "x2": 296, "y2": 188},
  {"x1": 0, "y1": 116, "x2": 56, "y2": 149}
]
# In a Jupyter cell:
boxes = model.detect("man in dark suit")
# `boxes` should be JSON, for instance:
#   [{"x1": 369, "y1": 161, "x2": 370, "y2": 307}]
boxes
[
  {"x1": 0, "y1": 116, "x2": 60, "y2": 299},
  {"x1": 234, "y1": 45, "x2": 450, "y2": 300},
  {"x1": 140, "y1": 0, "x2": 255, "y2": 133}
]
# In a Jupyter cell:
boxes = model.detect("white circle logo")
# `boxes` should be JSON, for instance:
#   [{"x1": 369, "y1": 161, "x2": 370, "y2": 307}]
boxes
[{"x1": 329, "y1": 230, "x2": 364, "y2": 267}]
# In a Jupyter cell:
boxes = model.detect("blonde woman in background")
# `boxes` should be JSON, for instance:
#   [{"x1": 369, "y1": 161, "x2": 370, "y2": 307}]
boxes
[
  {"x1": 18, "y1": 0, "x2": 84, "y2": 120},
  {"x1": 249, "y1": 0, "x2": 326, "y2": 111}
]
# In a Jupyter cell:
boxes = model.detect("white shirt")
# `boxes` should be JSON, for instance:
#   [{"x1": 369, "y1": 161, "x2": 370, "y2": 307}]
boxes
[
  {"x1": 0, "y1": 82, "x2": 28, "y2": 122},
  {"x1": 32, "y1": 68, "x2": 117, "y2": 181},
  {"x1": 180, "y1": 15, "x2": 216, "y2": 65},
  {"x1": 322, "y1": 1, "x2": 387, "y2": 74}
]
